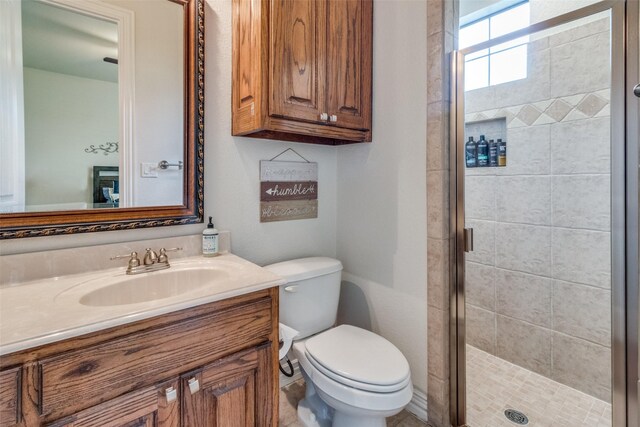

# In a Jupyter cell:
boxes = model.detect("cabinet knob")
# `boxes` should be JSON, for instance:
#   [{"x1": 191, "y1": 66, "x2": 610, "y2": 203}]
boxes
[
  {"x1": 188, "y1": 377, "x2": 200, "y2": 394},
  {"x1": 320, "y1": 113, "x2": 329, "y2": 121},
  {"x1": 329, "y1": 115, "x2": 337, "y2": 122},
  {"x1": 165, "y1": 386, "x2": 177, "y2": 402}
]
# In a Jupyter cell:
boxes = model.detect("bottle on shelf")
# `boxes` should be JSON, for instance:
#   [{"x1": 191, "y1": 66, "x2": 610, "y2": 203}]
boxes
[
  {"x1": 489, "y1": 139, "x2": 498, "y2": 167},
  {"x1": 465, "y1": 136, "x2": 477, "y2": 168},
  {"x1": 498, "y1": 139, "x2": 507, "y2": 166},
  {"x1": 477, "y1": 135, "x2": 489, "y2": 167}
]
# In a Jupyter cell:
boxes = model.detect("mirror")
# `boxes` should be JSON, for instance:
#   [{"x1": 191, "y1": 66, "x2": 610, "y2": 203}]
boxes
[{"x1": 0, "y1": 0, "x2": 204, "y2": 238}]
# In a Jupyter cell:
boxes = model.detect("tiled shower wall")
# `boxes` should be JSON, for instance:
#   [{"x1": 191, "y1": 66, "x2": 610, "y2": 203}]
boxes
[{"x1": 464, "y1": 17, "x2": 612, "y2": 402}]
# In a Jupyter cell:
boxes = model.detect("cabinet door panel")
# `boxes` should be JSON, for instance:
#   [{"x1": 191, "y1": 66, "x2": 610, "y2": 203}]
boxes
[
  {"x1": 47, "y1": 379, "x2": 179, "y2": 427},
  {"x1": 270, "y1": 0, "x2": 326, "y2": 123},
  {"x1": 0, "y1": 367, "x2": 21, "y2": 427},
  {"x1": 326, "y1": 0, "x2": 372, "y2": 130},
  {"x1": 232, "y1": 0, "x2": 268, "y2": 134},
  {"x1": 182, "y1": 344, "x2": 272, "y2": 427}
]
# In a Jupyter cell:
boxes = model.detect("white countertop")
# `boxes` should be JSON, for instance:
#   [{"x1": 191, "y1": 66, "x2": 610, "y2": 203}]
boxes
[{"x1": 0, "y1": 253, "x2": 284, "y2": 356}]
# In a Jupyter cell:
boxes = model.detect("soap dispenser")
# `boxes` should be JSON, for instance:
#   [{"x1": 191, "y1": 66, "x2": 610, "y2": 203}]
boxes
[{"x1": 202, "y1": 217, "x2": 219, "y2": 257}]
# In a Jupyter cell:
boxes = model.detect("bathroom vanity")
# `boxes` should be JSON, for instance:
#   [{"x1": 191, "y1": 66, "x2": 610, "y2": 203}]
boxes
[{"x1": 0, "y1": 254, "x2": 283, "y2": 427}]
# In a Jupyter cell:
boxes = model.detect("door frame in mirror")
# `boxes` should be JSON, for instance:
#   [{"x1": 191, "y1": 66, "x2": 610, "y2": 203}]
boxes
[{"x1": 0, "y1": 0, "x2": 204, "y2": 239}]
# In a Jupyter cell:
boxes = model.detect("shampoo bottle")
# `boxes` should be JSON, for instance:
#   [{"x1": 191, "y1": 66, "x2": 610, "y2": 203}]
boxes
[
  {"x1": 498, "y1": 139, "x2": 507, "y2": 166},
  {"x1": 465, "y1": 136, "x2": 477, "y2": 168},
  {"x1": 489, "y1": 139, "x2": 498, "y2": 167},
  {"x1": 477, "y1": 135, "x2": 489, "y2": 167},
  {"x1": 202, "y1": 217, "x2": 219, "y2": 257}
]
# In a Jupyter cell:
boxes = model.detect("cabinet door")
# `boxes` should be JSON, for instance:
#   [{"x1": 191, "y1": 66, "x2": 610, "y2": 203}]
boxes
[
  {"x1": 270, "y1": 0, "x2": 326, "y2": 123},
  {"x1": 182, "y1": 344, "x2": 272, "y2": 427},
  {"x1": 325, "y1": 0, "x2": 372, "y2": 131},
  {"x1": 46, "y1": 379, "x2": 179, "y2": 427},
  {"x1": 0, "y1": 367, "x2": 21, "y2": 427}
]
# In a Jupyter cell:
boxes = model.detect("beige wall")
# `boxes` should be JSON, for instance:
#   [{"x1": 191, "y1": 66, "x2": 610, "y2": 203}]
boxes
[{"x1": 336, "y1": 0, "x2": 428, "y2": 398}]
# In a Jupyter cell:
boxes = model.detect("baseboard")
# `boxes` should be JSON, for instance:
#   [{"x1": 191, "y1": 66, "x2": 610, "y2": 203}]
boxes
[
  {"x1": 406, "y1": 387, "x2": 428, "y2": 422},
  {"x1": 279, "y1": 357, "x2": 303, "y2": 387}
]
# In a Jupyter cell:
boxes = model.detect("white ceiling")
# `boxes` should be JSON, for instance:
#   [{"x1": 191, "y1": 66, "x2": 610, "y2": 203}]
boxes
[{"x1": 21, "y1": 0, "x2": 118, "y2": 83}]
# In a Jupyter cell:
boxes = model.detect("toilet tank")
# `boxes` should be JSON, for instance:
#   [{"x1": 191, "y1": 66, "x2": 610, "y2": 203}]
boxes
[{"x1": 264, "y1": 257, "x2": 343, "y2": 340}]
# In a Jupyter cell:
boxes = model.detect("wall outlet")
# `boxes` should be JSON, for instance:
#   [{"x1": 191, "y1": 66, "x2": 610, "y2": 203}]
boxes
[{"x1": 141, "y1": 162, "x2": 158, "y2": 178}]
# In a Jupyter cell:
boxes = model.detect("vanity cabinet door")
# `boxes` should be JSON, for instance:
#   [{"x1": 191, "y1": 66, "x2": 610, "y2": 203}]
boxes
[
  {"x1": 0, "y1": 367, "x2": 21, "y2": 427},
  {"x1": 181, "y1": 343, "x2": 273, "y2": 427},
  {"x1": 46, "y1": 378, "x2": 179, "y2": 427}
]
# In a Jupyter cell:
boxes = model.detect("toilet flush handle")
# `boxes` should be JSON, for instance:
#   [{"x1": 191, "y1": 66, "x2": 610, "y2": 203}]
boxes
[{"x1": 284, "y1": 285, "x2": 298, "y2": 293}]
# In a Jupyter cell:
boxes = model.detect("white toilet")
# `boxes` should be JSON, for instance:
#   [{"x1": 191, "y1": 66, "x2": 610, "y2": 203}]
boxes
[{"x1": 265, "y1": 257, "x2": 413, "y2": 427}]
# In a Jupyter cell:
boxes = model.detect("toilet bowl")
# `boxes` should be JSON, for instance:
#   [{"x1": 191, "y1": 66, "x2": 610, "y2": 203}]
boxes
[
  {"x1": 293, "y1": 326, "x2": 413, "y2": 427},
  {"x1": 264, "y1": 258, "x2": 413, "y2": 427}
]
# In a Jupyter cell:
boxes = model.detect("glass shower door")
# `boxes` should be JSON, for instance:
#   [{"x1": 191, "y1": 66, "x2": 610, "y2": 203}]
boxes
[{"x1": 452, "y1": 2, "x2": 629, "y2": 426}]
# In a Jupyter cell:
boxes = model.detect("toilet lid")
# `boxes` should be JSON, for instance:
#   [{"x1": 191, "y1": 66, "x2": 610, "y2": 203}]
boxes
[{"x1": 304, "y1": 325, "x2": 410, "y2": 388}]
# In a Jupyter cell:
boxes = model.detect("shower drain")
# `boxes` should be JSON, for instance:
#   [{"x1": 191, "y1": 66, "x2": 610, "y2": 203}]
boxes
[{"x1": 504, "y1": 409, "x2": 529, "y2": 425}]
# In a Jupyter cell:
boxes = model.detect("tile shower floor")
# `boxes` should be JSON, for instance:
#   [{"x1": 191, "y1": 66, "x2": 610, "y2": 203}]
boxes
[
  {"x1": 467, "y1": 345, "x2": 612, "y2": 427},
  {"x1": 279, "y1": 378, "x2": 431, "y2": 427}
]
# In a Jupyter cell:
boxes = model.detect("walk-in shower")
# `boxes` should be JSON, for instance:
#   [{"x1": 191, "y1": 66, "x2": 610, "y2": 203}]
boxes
[{"x1": 450, "y1": 1, "x2": 639, "y2": 426}]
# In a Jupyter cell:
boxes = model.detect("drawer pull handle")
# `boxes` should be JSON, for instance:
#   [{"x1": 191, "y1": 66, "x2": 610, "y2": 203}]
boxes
[
  {"x1": 320, "y1": 112, "x2": 329, "y2": 121},
  {"x1": 284, "y1": 285, "x2": 298, "y2": 293},
  {"x1": 188, "y1": 377, "x2": 200, "y2": 394},
  {"x1": 165, "y1": 386, "x2": 177, "y2": 402},
  {"x1": 329, "y1": 115, "x2": 337, "y2": 122}
]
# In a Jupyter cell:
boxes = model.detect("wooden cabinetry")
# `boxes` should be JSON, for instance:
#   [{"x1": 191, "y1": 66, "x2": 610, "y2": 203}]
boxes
[
  {"x1": 47, "y1": 378, "x2": 179, "y2": 427},
  {"x1": 182, "y1": 345, "x2": 272, "y2": 426},
  {"x1": 0, "y1": 367, "x2": 21, "y2": 427},
  {"x1": 232, "y1": 0, "x2": 372, "y2": 145},
  {"x1": 0, "y1": 288, "x2": 278, "y2": 427}
]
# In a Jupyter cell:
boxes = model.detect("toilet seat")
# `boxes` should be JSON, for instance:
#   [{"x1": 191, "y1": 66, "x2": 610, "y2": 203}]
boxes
[
  {"x1": 303, "y1": 325, "x2": 411, "y2": 393},
  {"x1": 293, "y1": 339, "x2": 413, "y2": 413},
  {"x1": 305, "y1": 349, "x2": 411, "y2": 393}
]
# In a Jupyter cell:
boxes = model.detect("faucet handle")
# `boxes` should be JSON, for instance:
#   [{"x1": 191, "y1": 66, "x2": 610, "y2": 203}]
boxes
[
  {"x1": 110, "y1": 252, "x2": 141, "y2": 268},
  {"x1": 161, "y1": 247, "x2": 183, "y2": 253},
  {"x1": 158, "y1": 247, "x2": 183, "y2": 264}
]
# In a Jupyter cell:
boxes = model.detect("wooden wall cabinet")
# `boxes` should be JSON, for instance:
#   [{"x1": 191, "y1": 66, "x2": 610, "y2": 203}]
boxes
[
  {"x1": 0, "y1": 289, "x2": 278, "y2": 427},
  {"x1": 232, "y1": 0, "x2": 373, "y2": 145}
]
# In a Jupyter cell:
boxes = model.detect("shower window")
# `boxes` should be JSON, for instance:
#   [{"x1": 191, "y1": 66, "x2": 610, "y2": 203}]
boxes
[{"x1": 460, "y1": 1, "x2": 530, "y2": 90}]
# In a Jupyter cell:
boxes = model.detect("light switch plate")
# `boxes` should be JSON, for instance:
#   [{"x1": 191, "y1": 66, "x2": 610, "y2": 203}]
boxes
[{"x1": 141, "y1": 162, "x2": 158, "y2": 178}]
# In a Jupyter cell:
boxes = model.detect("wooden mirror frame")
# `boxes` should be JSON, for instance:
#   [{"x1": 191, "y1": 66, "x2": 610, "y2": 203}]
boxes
[{"x1": 0, "y1": 0, "x2": 204, "y2": 239}]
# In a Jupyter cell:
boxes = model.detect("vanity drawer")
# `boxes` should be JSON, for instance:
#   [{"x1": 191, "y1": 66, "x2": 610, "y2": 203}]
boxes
[
  {"x1": 38, "y1": 297, "x2": 272, "y2": 420},
  {"x1": 0, "y1": 366, "x2": 21, "y2": 426}
]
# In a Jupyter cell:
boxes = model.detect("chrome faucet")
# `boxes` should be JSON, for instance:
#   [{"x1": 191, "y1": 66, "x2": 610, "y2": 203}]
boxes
[
  {"x1": 143, "y1": 248, "x2": 159, "y2": 266},
  {"x1": 111, "y1": 247, "x2": 182, "y2": 275}
]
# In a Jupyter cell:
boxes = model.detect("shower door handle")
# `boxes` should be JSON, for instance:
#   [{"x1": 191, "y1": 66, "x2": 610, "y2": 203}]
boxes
[
  {"x1": 634, "y1": 83, "x2": 640, "y2": 98},
  {"x1": 464, "y1": 228, "x2": 474, "y2": 253}
]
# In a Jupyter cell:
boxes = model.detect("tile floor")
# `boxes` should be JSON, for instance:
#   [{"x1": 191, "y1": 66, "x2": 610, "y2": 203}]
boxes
[
  {"x1": 279, "y1": 378, "x2": 431, "y2": 427},
  {"x1": 466, "y1": 345, "x2": 612, "y2": 427}
]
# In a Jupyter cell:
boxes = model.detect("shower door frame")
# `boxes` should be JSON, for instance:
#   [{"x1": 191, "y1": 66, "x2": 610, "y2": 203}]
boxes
[{"x1": 449, "y1": 1, "x2": 639, "y2": 426}]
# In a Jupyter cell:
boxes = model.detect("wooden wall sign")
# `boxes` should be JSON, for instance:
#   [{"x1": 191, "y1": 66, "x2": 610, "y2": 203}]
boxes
[{"x1": 260, "y1": 160, "x2": 318, "y2": 222}]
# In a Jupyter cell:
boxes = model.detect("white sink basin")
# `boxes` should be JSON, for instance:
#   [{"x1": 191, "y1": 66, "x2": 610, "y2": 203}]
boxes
[
  {"x1": 1, "y1": 253, "x2": 285, "y2": 356},
  {"x1": 77, "y1": 267, "x2": 231, "y2": 306},
  {"x1": 53, "y1": 261, "x2": 241, "y2": 307}
]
